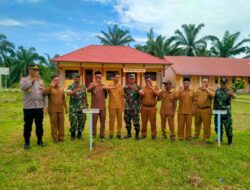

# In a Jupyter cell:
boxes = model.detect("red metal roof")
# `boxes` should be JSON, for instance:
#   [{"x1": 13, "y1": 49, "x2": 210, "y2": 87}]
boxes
[
  {"x1": 52, "y1": 45, "x2": 166, "y2": 64},
  {"x1": 164, "y1": 56, "x2": 250, "y2": 77}
]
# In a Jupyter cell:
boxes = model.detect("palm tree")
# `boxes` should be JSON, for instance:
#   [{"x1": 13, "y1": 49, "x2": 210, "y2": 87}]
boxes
[
  {"x1": 9, "y1": 46, "x2": 45, "y2": 85},
  {"x1": 0, "y1": 34, "x2": 15, "y2": 67},
  {"x1": 195, "y1": 44, "x2": 212, "y2": 57},
  {"x1": 244, "y1": 35, "x2": 250, "y2": 58},
  {"x1": 206, "y1": 31, "x2": 250, "y2": 57},
  {"x1": 39, "y1": 53, "x2": 60, "y2": 84},
  {"x1": 173, "y1": 23, "x2": 207, "y2": 56},
  {"x1": 96, "y1": 24, "x2": 134, "y2": 46},
  {"x1": 42, "y1": 53, "x2": 59, "y2": 72},
  {"x1": 135, "y1": 29, "x2": 181, "y2": 58},
  {"x1": 244, "y1": 47, "x2": 250, "y2": 58}
]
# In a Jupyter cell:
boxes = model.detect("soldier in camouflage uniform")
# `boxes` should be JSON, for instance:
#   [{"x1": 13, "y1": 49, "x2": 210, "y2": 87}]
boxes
[
  {"x1": 213, "y1": 77, "x2": 236, "y2": 145},
  {"x1": 124, "y1": 73, "x2": 143, "y2": 140},
  {"x1": 66, "y1": 73, "x2": 88, "y2": 140}
]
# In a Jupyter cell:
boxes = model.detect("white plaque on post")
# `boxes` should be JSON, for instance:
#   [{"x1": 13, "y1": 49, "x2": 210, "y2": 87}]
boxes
[{"x1": 83, "y1": 108, "x2": 99, "y2": 151}]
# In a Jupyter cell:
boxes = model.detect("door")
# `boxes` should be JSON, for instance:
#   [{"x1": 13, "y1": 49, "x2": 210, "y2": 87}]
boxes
[{"x1": 85, "y1": 69, "x2": 93, "y2": 87}]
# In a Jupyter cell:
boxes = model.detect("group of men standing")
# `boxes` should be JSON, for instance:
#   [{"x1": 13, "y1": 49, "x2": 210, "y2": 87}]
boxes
[{"x1": 20, "y1": 64, "x2": 236, "y2": 149}]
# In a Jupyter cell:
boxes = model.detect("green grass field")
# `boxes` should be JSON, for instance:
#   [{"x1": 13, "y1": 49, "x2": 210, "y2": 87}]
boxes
[{"x1": 0, "y1": 91, "x2": 250, "y2": 190}]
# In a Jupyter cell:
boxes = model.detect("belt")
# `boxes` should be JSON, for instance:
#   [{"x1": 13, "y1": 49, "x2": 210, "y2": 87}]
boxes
[
  {"x1": 197, "y1": 106, "x2": 211, "y2": 110},
  {"x1": 142, "y1": 104, "x2": 156, "y2": 108}
]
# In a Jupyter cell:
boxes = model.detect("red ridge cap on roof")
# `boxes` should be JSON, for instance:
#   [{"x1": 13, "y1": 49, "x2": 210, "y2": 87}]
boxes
[{"x1": 52, "y1": 45, "x2": 166, "y2": 64}]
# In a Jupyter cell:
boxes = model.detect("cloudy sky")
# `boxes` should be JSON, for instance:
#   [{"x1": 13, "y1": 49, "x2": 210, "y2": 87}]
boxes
[{"x1": 0, "y1": 0, "x2": 249, "y2": 56}]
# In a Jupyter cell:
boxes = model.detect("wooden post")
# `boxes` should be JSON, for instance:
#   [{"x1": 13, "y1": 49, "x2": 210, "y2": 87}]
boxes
[{"x1": 80, "y1": 63, "x2": 83, "y2": 84}]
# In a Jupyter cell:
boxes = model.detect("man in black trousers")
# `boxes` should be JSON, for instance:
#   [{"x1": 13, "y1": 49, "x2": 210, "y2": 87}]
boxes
[{"x1": 20, "y1": 64, "x2": 47, "y2": 149}]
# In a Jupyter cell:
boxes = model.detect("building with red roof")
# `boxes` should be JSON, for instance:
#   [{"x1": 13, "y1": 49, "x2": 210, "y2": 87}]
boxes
[
  {"x1": 164, "y1": 56, "x2": 250, "y2": 92},
  {"x1": 52, "y1": 45, "x2": 167, "y2": 88},
  {"x1": 52, "y1": 45, "x2": 250, "y2": 92}
]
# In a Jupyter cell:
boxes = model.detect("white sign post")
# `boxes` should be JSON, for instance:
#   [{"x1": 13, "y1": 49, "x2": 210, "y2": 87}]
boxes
[
  {"x1": 213, "y1": 110, "x2": 227, "y2": 147},
  {"x1": 83, "y1": 108, "x2": 99, "y2": 151},
  {"x1": 0, "y1": 67, "x2": 9, "y2": 89}
]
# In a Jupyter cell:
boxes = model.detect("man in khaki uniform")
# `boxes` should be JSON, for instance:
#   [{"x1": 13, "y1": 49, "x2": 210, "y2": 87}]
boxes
[
  {"x1": 194, "y1": 77, "x2": 215, "y2": 139},
  {"x1": 176, "y1": 77, "x2": 195, "y2": 140},
  {"x1": 107, "y1": 72, "x2": 124, "y2": 140},
  {"x1": 158, "y1": 79, "x2": 177, "y2": 141},
  {"x1": 140, "y1": 75, "x2": 160, "y2": 140},
  {"x1": 44, "y1": 75, "x2": 68, "y2": 143}
]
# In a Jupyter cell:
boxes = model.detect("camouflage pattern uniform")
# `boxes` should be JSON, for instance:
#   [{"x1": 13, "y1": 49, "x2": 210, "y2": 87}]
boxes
[
  {"x1": 214, "y1": 88, "x2": 233, "y2": 139},
  {"x1": 67, "y1": 83, "x2": 87, "y2": 133},
  {"x1": 124, "y1": 85, "x2": 141, "y2": 131}
]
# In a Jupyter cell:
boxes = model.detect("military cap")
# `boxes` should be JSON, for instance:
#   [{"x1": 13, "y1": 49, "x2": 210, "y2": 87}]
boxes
[
  {"x1": 220, "y1": 77, "x2": 228, "y2": 84},
  {"x1": 72, "y1": 73, "x2": 80, "y2": 78},
  {"x1": 162, "y1": 78, "x2": 171, "y2": 84},
  {"x1": 128, "y1": 73, "x2": 135, "y2": 79}
]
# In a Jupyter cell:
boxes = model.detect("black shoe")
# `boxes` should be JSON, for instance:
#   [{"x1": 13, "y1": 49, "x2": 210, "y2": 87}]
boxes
[
  {"x1": 117, "y1": 135, "x2": 123, "y2": 140},
  {"x1": 23, "y1": 143, "x2": 31, "y2": 149},
  {"x1": 152, "y1": 136, "x2": 156, "y2": 140},
  {"x1": 135, "y1": 130, "x2": 140, "y2": 140},
  {"x1": 228, "y1": 136, "x2": 233, "y2": 145},
  {"x1": 77, "y1": 132, "x2": 82, "y2": 140},
  {"x1": 109, "y1": 135, "x2": 113, "y2": 140},
  {"x1": 71, "y1": 132, "x2": 76, "y2": 141},
  {"x1": 37, "y1": 141, "x2": 46, "y2": 147},
  {"x1": 124, "y1": 130, "x2": 132, "y2": 139},
  {"x1": 140, "y1": 136, "x2": 146, "y2": 139}
]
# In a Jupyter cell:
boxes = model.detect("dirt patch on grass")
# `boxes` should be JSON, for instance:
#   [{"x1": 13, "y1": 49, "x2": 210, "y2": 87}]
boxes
[
  {"x1": 241, "y1": 162, "x2": 250, "y2": 169},
  {"x1": 224, "y1": 185, "x2": 233, "y2": 190},
  {"x1": 188, "y1": 175, "x2": 203, "y2": 187},
  {"x1": 86, "y1": 144, "x2": 115, "y2": 159}
]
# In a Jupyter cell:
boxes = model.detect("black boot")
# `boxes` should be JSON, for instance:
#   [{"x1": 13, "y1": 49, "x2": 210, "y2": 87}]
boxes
[
  {"x1": 77, "y1": 132, "x2": 82, "y2": 140},
  {"x1": 71, "y1": 132, "x2": 76, "y2": 141},
  {"x1": 117, "y1": 135, "x2": 123, "y2": 140},
  {"x1": 37, "y1": 138, "x2": 46, "y2": 147},
  {"x1": 228, "y1": 136, "x2": 233, "y2": 145},
  {"x1": 24, "y1": 139, "x2": 31, "y2": 149},
  {"x1": 124, "y1": 129, "x2": 131, "y2": 139},
  {"x1": 135, "y1": 129, "x2": 140, "y2": 140}
]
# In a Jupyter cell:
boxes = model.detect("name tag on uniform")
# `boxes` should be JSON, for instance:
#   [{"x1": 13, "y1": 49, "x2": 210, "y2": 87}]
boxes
[
  {"x1": 83, "y1": 109, "x2": 99, "y2": 113},
  {"x1": 213, "y1": 110, "x2": 227, "y2": 115}
]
